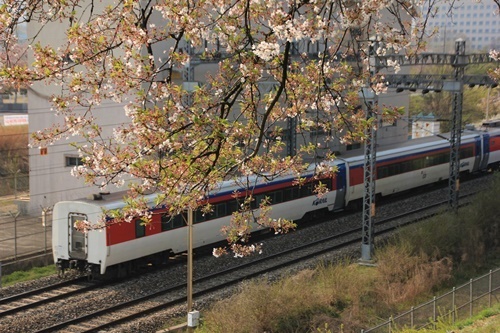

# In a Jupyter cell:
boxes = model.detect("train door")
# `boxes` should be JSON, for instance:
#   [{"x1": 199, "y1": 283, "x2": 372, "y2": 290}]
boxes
[
  {"x1": 332, "y1": 163, "x2": 347, "y2": 210},
  {"x1": 68, "y1": 213, "x2": 88, "y2": 259},
  {"x1": 479, "y1": 133, "x2": 490, "y2": 171}
]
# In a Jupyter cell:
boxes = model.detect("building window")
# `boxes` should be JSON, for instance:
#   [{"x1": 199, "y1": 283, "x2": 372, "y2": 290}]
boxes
[
  {"x1": 346, "y1": 143, "x2": 361, "y2": 151},
  {"x1": 40, "y1": 147, "x2": 48, "y2": 155},
  {"x1": 65, "y1": 156, "x2": 84, "y2": 167}
]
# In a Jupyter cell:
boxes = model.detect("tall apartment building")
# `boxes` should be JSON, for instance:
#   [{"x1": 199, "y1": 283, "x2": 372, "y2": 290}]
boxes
[{"x1": 423, "y1": 0, "x2": 500, "y2": 52}]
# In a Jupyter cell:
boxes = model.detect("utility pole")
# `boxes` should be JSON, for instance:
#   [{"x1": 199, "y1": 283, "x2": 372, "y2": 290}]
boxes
[{"x1": 183, "y1": 42, "x2": 200, "y2": 331}]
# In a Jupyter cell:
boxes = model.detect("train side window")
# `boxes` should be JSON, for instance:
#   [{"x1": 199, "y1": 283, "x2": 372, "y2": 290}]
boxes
[
  {"x1": 377, "y1": 166, "x2": 388, "y2": 179},
  {"x1": 173, "y1": 214, "x2": 185, "y2": 228},
  {"x1": 274, "y1": 191, "x2": 283, "y2": 203},
  {"x1": 162, "y1": 213, "x2": 186, "y2": 231},
  {"x1": 401, "y1": 161, "x2": 411, "y2": 173},
  {"x1": 283, "y1": 186, "x2": 299, "y2": 201},
  {"x1": 254, "y1": 194, "x2": 267, "y2": 208},
  {"x1": 460, "y1": 147, "x2": 473, "y2": 159},
  {"x1": 387, "y1": 164, "x2": 394, "y2": 176},
  {"x1": 395, "y1": 164, "x2": 401, "y2": 175},
  {"x1": 135, "y1": 219, "x2": 146, "y2": 238},
  {"x1": 227, "y1": 199, "x2": 239, "y2": 214},
  {"x1": 413, "y1": 158, "x2": 424, "y2": 170},
  {"x1": 216, "y1": 203, "x2": 227, "y2": 218},
  {"x1": 195, "y1": 210, "x2": 206, "y2": 223},
  {"x1": 161, "y1": 214, "x2": 173, "y2": 231},
  {"x1": 300, "y1": 184, "x2": 310, "y2": 198},
  {"x1": 443, "y1": 153, "x2": 450, "y2": 164},
  {"x1": 424, "y1": 156, "x2": 431, "y2": 168}
]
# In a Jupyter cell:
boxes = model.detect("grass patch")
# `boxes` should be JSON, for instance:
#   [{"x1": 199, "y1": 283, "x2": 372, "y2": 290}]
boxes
[{"x1": 1, "y1": 265, "x2": 56, "y2": 287}]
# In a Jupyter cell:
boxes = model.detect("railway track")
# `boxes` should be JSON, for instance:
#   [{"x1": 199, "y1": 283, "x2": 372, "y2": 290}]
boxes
[
  {"x1": 0, "y1": 277, "x2": 97, "y2": 317},
  {"x1": 30, "y1": 192, "x2": 474, "y2": 333},
  {"x1": 0, "y1": 174, "x2": 486, "y2": 333}
]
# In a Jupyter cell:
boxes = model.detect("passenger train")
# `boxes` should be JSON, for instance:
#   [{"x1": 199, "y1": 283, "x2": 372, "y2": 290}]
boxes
[{"x1": 52, "y1": 126, "x2": 500, "y2": 278}]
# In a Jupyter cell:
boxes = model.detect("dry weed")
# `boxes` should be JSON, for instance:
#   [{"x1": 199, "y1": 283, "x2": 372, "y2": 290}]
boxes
[{"x1": 374, "y1": 241, "x2": 453, "y2": 307}]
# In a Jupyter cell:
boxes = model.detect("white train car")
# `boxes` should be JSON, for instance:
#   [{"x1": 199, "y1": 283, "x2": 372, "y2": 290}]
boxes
[
  {"x1": 52, "y1": 162, "x2": 346, "y2": 277},
  {"x1": 52, "y1": 127, "x2": 500, "y2": 278}
]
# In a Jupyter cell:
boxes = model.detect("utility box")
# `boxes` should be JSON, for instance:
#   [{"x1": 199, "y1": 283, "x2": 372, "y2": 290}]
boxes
[{"x1": 187, "y1": 310, "x2": 200, "y2": 327}]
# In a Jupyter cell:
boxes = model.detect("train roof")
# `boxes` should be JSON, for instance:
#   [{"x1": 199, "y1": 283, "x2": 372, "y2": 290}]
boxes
[
  {"x1": 58, "y1": 161, "x2": 337, "y2": 209},
  {"x1": 336, "y1": 127, "x2": 497, "y2": 163}
]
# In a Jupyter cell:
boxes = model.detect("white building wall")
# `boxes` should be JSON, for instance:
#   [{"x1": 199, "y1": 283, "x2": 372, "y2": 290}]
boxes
[
  {"x1": 27, "y1": 1, "x2": 132, "y2": 213},
  {"x1": 28, "y1": 92, "x2": 129, "y2": 212}
]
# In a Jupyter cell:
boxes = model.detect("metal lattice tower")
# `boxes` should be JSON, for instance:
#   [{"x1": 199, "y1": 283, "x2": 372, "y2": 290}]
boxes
[
  {"x1": 360, "y1": 40, "x2": 378, "y2": 262},
  {"x1": 360, "y1": 92, "x2": 376, "y2": 262},
  {"x1": 448, "y1": 40, "x2": 467, "y2": 211}
]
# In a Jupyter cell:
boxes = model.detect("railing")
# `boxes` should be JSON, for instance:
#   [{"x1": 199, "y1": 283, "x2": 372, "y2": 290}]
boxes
[{"x1": 362, "y1": 268, "x2": 500, "y2": 333}]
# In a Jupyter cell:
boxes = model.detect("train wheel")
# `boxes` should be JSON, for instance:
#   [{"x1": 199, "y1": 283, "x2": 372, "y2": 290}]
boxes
[
  {"x1": 85, "y1": 264, "x2": 100, "y2": 281},
  {"x1": 56, "y1": 262, "x2": 65, "y2": 278}
]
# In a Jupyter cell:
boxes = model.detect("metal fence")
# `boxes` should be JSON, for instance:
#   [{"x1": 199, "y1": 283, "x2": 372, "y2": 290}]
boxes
[
  {"x1": 362, "y1": 268, "x2": 500, "y2": 333},
  {"x1": 0, "y1": 173, "x2": 29, "y2": 197},
  {"x1": 0, "y1": 209, "x2": 52, "y2": 261}
]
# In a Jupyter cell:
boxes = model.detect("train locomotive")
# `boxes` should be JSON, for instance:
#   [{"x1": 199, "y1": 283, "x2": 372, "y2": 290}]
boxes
[{"x1": 52, "y1": 126, "x2": 500, "y2": 278}]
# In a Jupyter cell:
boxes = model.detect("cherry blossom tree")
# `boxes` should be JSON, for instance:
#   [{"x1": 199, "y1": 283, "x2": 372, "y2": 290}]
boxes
[{"x1": 0, "y1": 0, "x2": 498, "y2": 255}]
